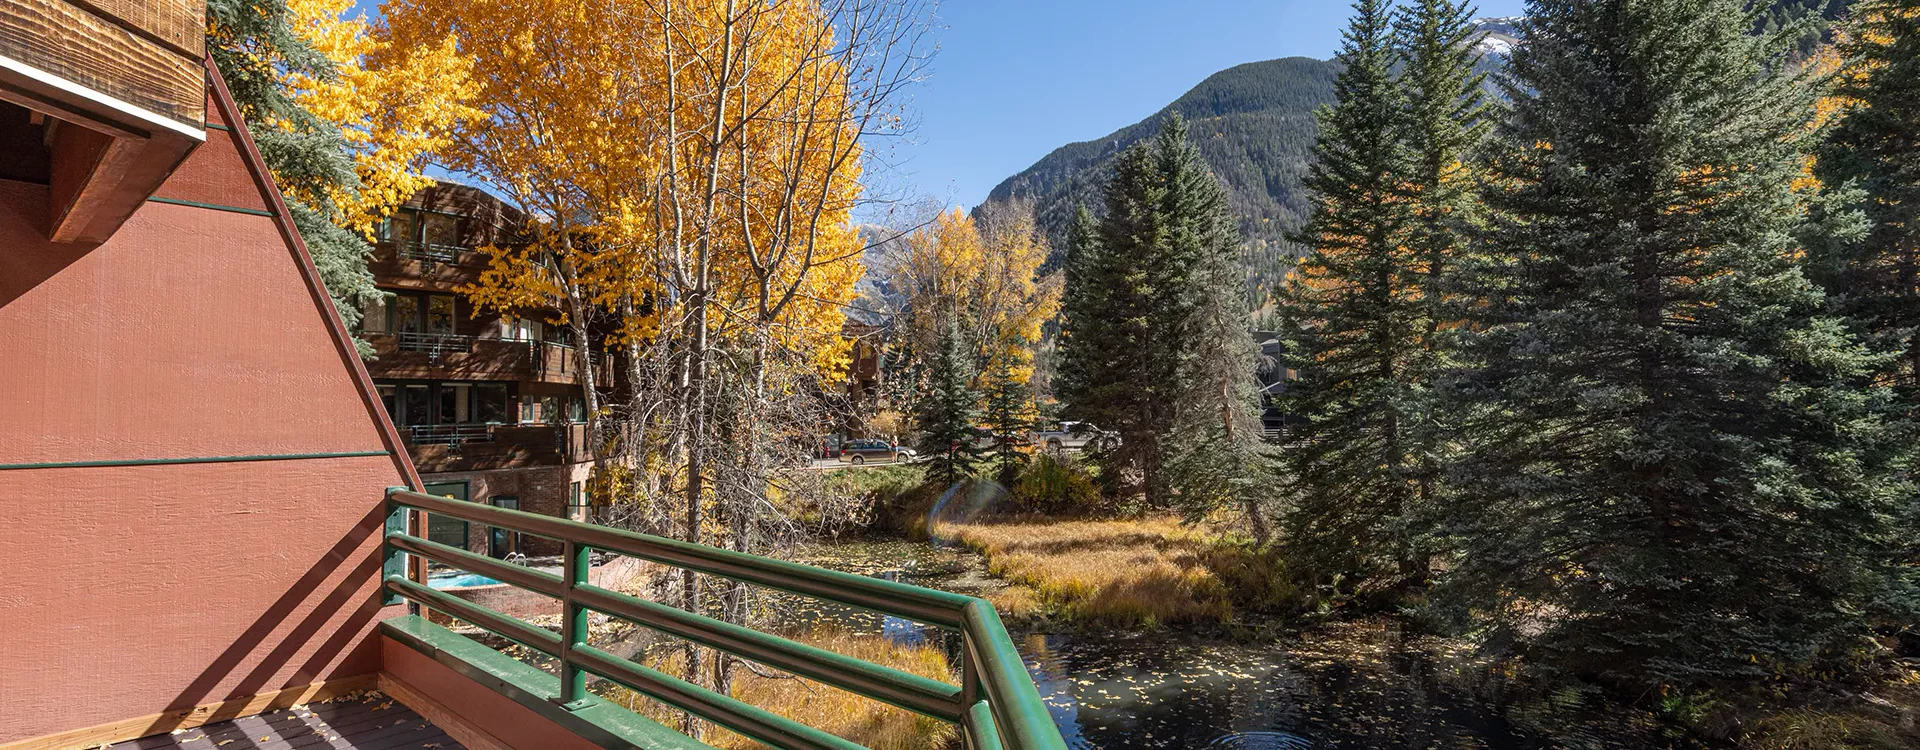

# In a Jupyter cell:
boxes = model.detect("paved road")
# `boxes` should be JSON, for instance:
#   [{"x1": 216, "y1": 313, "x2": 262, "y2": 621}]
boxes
[{"x1": 806, "y1": 457, "x2": 915, "y2": 470}]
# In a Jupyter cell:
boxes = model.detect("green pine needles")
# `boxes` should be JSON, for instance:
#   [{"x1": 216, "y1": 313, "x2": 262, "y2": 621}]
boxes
[
  {"x1": 915, "y1": 319, "x2": 983, "y2": 486},
  {"x1": 980, "y1": 356, "x2": 1033, "y2": 484},
  {"x1": 1444, "y1": 0, "x2": 1914, "y2": 694},
  {"x1": 1056, "y1": 115, "x2": 1267, "y2": 514},
  {"x1": 1276, "y1": 0, "x2": 1488, "y2": 588},
  {"x1": 1815, "y1": 0, "x2": 1920, "y2": 401},
  {"x1": 1272, "y1": 0, "x2": 1920, "y2": 700}
]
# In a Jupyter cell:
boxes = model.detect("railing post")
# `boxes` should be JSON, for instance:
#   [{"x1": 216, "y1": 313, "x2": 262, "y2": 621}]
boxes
[
  {"x1": 557, "y1": 539, "x2": 592, "y2": 709},
  {"x1": 382, "y1": 487, "x2": 409, "y2": 606},
  {"x1": 961, "y1": 629, "x2": 982, "y2": 741}
]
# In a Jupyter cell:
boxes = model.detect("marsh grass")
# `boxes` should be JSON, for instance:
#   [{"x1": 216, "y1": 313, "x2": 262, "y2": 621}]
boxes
[
  {"x1": 598, "y1": 628, "x2": 958, "y2": 750},
  {"x1": 938, "y1": 516, "x2": 1294, "y2": 627}
]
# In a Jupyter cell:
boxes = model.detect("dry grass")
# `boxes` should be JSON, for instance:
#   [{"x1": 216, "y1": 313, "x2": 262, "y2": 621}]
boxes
[
  {"x1": 937, "y1": 517, "x2": 1238, "y2": 627},
  {"x1": 1749, "y1": 708, "x2": 1912, "y2": 750},
  {"x1": 600, "y1": 628, "x2": 958, "y2": 750},
  {"x1": 985, "y1": 584, "x2": 1044, "y2": 620}
]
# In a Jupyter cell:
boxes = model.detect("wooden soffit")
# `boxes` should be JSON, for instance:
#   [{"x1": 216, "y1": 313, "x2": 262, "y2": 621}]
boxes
[{"x1": 0, "y1": 0, "x2": 208, "y2": 243}]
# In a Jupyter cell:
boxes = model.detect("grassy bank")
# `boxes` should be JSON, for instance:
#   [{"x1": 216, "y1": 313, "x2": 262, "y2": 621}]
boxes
[
  {"x1": 937, "y1": 516, "x2": 1291, "y2": 628},
  {"x1": 599, "y1": 627, "x2": 957, "y2": 749}
]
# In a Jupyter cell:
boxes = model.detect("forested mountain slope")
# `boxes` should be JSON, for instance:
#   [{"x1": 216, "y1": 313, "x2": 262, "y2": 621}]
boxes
[
  {"x1": 980, "y1": 56, "x2": 1339, "y2": 292},
  {"x1": 980, "y1": 2, "x2": 1856, "y2": 297}
]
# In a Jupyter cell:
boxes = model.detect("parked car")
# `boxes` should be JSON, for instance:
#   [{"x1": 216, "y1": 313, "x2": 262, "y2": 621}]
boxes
[
  {"x1": 969, "y1": 427, "x2": 1031, "y2": 452},
  {"x1": 1029, "y1": 421, "x2": 1118, "y2": 452},
  {"x1": 837, "y1": 438, "x2": 913, "y2": 464}
]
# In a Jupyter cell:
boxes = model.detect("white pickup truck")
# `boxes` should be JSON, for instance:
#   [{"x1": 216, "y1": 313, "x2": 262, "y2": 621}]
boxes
[{"x1": 1028, "y1": 421, "x2": 1118, "y2": 452}]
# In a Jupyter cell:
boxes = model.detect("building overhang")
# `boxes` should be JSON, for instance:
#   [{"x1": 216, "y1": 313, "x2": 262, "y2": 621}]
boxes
[{"x1": 0, "y1": 0, "x2": 208, "y2": 244}]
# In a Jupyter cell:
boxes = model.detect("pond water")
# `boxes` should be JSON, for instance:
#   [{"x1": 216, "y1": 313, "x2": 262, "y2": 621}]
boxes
[{"x1": 777, "y1": 540, "x2": 1715, "y2": 750}]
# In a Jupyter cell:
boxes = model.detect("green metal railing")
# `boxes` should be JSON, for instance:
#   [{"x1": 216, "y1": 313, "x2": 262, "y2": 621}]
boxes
[{"x1": 382, "y1": 488, "x2": 1067, "y2": 750}]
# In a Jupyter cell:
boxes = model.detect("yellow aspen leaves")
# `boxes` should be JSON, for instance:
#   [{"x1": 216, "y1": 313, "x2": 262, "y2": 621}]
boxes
[
  {"x1": 281, "y1": 0, "x2": 483, "y2": 235},
  {"x1": 891, "y1": 207, "x2": 1062, "y2": 385}
]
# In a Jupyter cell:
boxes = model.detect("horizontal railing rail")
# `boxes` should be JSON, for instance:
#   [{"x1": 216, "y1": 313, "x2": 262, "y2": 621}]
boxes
[
  {"x1": 396, "y1": 331, "x2": 474, "y2": 353},
  {"x1": 397, "y1": 241, "x2": 463, "y2": 263},
  {"x1": 383, "y1": 488, "x2": 1066, "y2": 750},
  {"x1": 405, "y1": 423, "x2": 496, "y2": 445}
]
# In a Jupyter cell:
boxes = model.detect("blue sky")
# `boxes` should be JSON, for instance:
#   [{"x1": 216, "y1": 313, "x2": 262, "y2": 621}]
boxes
[
  {"x1": 352, "y1": 0, "x2": 1529, "y2": 211},
  {"x1": 877, "y1": 0, "x2": 1529, "y2": 210}
]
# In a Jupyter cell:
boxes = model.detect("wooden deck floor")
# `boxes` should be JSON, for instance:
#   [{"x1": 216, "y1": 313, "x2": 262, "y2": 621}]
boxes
[{"x1": 107, "y1": 692, "x2": 466, "y2": 750}]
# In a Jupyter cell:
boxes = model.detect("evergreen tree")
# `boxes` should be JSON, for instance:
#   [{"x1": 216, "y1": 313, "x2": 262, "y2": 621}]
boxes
[
  {"x1": 1164, "y1": 212, "x2": 1271, "y2": 540},
  {"x1": 980, "y1": 356, "x2": 1033, "y2": 484},
  {"x1": 207, "y1": 0, "x2": 377, "y2": 336},
  {"x1": 1275, "y1": 0, "x2": 1426, "y2": 583},
  {"x1": 1814, "y1": 1, "x2": 1920, "y2": 402},
  {"x1": 1161, "y1": 132, "x2": 1269, "y2": 539},
  {"x1": 1056, "y1": 115, "x2": 1254, "y2": 505},
  {"x1": 1444, "y1": 0, "x2": 1913, "y2": 693},
  {"x1": 916, "y1": 319, "x2": 982, "y2": 485},
  {"x1": 1396, "y1": 0, "x2": 1491, "y2": 333}
]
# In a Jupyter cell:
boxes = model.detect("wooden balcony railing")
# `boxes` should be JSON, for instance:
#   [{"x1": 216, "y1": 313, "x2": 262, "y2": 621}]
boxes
[{"x1": 383, "y1": 488, "x2": 1067, "y2": 750}]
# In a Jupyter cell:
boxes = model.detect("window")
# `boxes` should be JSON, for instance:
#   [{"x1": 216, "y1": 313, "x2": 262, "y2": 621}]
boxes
[
  {"x1": 426, "y1": 295, "x2": 455, "y2": 336},
  {"x1": 568, "y1": 482, "x2": 586, "y2": 522},
  {"x1": 421, "y1": 212, "x2": 462, "y2": 248},
  {"x1": 487, "y1": 496, "x2": 519, "y2": 558},
  {"x1": 378, "y1": 381, "x2": 512, "y2": 427},
  {"x1": 379, "y1": 292, "x2": 457, "y2": 337},
  {"x1": 475, "y1": 385, "x2": 509, "y2": 424},
  {"x1": 500, "y1": 316, "x2": 543, "y2": 342},
  {"x1": 402, "y1": 385, "x2": 431, "y2": 426},
  {"x1": 423, "y1": 481, "x2": 469, "y2": 550},
  {"x1": 393, "y1": 296, "x2": 422, "y2": 334},
  {"x1": 387, "y1": 210, "x2": 419, "y2": 247},
  {"x1": 440, "y1": 384, "x2": 468, "y2": 425},
  {"x1": 516, "y1": 395, "x2": 563, "y2": 425},
  {"x1": 568, "y1": 397, "x2": 585, "y2": 424},
  {"x1": 361, "y1": 292, "x2": 395, "y2": 333}
]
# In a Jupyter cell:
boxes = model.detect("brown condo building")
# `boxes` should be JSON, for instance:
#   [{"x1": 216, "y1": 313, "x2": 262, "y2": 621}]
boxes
[{"x1": 359, "y1": 184, "x2": 613, "y2": 559}]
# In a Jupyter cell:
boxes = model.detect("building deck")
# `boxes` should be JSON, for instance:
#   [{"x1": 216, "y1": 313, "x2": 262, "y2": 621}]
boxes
[{"x1": 106, "y1": 692, "x2": 466, "y2": 750}]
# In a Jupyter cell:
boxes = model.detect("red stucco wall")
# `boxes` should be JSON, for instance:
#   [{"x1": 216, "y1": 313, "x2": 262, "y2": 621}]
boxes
[
  {"x1": 0, "y1": 458, "x2": 403, "y2": 740},
  {"x1": 0, "y1": 82, "x2": 415, "y2": 741}
]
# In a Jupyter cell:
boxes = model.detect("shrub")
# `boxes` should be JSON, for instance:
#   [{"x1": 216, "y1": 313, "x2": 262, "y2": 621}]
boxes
[{"x1": 1009, "y1": 452, "x2": 1102, "y2": 513}]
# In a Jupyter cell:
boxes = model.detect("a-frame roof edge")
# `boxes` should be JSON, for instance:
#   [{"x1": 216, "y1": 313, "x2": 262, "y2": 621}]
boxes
[{"x1": 201, "y1": 56, "x2": 423, "y2": 492}]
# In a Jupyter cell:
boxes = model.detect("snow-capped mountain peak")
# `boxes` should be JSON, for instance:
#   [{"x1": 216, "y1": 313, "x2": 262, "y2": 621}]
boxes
[{"x1": 1470, "y1": 16, "x2": 1524, "y2": 57}]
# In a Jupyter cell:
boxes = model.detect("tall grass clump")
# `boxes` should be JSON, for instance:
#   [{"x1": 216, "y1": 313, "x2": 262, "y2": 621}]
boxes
[
  {"x1": 941, "y1": 517, "x2": 1233, "y2": 627},
  {"x1": 1008, "y1": 452, "x2": 1103, "y2": 514}
]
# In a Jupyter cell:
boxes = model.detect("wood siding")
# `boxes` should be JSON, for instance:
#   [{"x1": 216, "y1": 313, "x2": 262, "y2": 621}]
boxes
[{"x1": 0, "y1": 0, "x2": 205, "y2": 128}]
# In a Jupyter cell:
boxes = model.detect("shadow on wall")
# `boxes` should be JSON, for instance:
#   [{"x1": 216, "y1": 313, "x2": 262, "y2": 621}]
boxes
[
  {"x1": 142, "y1": 501, "x2": 392, "y2": 736},
  {"x1": 0, "y1": 182, "x2": 101, "y2": 308}
]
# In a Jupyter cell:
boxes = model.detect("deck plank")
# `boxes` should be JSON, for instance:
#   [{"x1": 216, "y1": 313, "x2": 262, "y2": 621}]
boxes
[{"x1": 105, "y1": 692, "x2": 467, "y2": 750}]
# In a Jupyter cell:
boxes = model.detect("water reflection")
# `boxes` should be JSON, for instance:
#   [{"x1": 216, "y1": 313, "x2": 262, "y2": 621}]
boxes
[
  {"x1": 1018, "y1": 630, "x2": 1540, "y2": 749},
  {"x1": 779, "y1": 540, "x2": 1713, "y2": 750}
]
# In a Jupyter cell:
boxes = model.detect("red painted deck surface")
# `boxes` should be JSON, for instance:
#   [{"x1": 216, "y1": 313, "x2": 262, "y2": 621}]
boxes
[{"x1": 104, "y1": 692, "x2": 465, "y2": 750}]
